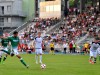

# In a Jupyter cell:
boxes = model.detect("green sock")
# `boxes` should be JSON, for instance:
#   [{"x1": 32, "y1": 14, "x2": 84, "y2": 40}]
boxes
[
  {"x1": 1, "y1": 50, "x2": 10, "y2": 55},
  {"x1": 20, "y1": 58, "x2": 27, "y2": 67},
  {"x1": 3, "y1": 56, "x2": 7, "y2": 61}
]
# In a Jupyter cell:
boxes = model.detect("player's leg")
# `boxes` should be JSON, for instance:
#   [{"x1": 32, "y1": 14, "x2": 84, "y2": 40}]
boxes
[
  {"x1": 97, "y1": 48, "x2": 100, "y2": 61},
  {"x1": 13, "y1": 48, "x2": 29, "y2": 68},
  {"x1": 99, "y1": 54, "x2": 100, "y2": 61},
  {"x1": 16, "y1": 54, "x2": 29, "y2": 68},
  {"x1": 0, "y1": 51, "x2": 3, "y2": 63},
  {"x1": 0, "y1": 49, "x2": 14, "y2": 57},
  {"x1": 1, "y1": 49, "x2": 10, "y2": 55},
  {"x1": 35, "y1": 54, "x2": 39, "y2": 64},
  {"x1": 39, "y1": 48, "x2": 43, "y2": 64},
  {"x1": 2, "y1": 48, "x2": 8, "y2": 63},
  {"x1": 89, "y1": 51, "x2": 94, "y2": 64},
  {"x1": 3, "y1": 54, "x2": 7, "y2": 62},
  {"x1": 35, "y1": 49, "x2": 39, "y2": 64},
  {"x1": 93, "y1": 51, "x2": 97, "y2": 63}
]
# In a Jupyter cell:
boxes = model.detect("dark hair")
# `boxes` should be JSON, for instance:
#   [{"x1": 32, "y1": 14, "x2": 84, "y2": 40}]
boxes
[{"x1": 13, "y1": 31, "x2": 18, "y2": 34}]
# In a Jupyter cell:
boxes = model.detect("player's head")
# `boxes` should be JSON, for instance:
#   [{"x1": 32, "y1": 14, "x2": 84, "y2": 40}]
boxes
[
  {"x1": 3, "y1": 32, "x2": 9, "y2": 38},
  {"x1": 37, "y1": 32, "x2": 41, "y2": 37},
  {"x1": 13, "y1": 31, "x2": 18, "y2": 37}
]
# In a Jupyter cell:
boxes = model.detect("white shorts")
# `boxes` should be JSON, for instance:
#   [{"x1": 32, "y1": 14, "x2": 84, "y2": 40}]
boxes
[
  {"x1": 4, "y1": 47, "x2": 8, "y2": 54},
  {"x1": 0, "y1": 47, "x2": 8, "y2": 55},
  {"x1": 13, "y1": 47, "x2": 19, "y2": 55},
  {"x1": 4, "y1": 47, "x2": 8, "y2": 51},
  {"x1": 90, "y1": 51, "x2": 97, "y2": 58},
  {"x1": 0, "y1": 51, "x2": 3, "y2": 56},
  {"x1": 35, "y1": 48, "x2": 42, "y2": 55},
  {"x1": 97, "y1": 47, "x2": 100, "y2": 54}
]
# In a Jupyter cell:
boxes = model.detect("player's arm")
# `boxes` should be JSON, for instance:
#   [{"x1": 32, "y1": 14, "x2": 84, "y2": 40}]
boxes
[
  {"x1": 33, "y1": 39, "x2": 36, "y2": 48},
  {"x1": 42, "y1": 40, "x2": 44, "y2": 45},
  {"x1": 98, "y1": 39, "x2": 100, "y2": 43},
  {"x1": 42, "y1": 40, "x2": 45, "y2": 49},
  {"x1": 33, "y1": 40, "x2": 35, "y2": 46},
  {"x1": 33, "y1": 37, "x2": 36, "y2": 48},
  {"x1": 7, "y1": 37, "x2": 13, "y2": 51}
]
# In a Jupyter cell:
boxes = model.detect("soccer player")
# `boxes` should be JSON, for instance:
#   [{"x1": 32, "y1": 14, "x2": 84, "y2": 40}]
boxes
[
  {"x1": 34, "y1": 32, "x2": 43, "y2": 64},
  {"x1": 0, "y1": 33, "x2": 9, "y2": 64},
  {"x1": 1, "y1": 31, "x2": 29, "y2": 68},
  {"x1": 49, "y1": 41, "x2": 55, "y2": 55},
  {"x1": 89, "y1": 38, "x2": 99, "y2": 64},
  {"x1": 97, "y1": 44, "x2": 100, "y2": 61},
  {"x1": 0, "y1": 33, "x2": 10, "y2": 64},
  {"x1": 96, "y1": 31, "x2": 100, "y2": 60}
]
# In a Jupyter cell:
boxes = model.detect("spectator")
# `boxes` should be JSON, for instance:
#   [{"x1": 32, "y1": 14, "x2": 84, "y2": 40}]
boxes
[
  {"x1": 63, "y1": 41, "x2": 68, "y2": 54},
  {"x1": 73, "y1": 43, "x2": 77, "y2": 53},
  {"x1": 69, "y1": 42, "x2": 73, "y2": 53}
]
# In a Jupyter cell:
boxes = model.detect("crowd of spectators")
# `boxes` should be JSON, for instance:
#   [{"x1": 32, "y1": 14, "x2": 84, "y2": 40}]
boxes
[
  {"x1": 41, "y1": 6, "x2": 100, "y2": 54},
  {"x1": 16, "y1": 6, "x2": 100, "y2": 54},
  {"x1": 17, "y1": 18, "x2": 61, "y2": 53}
]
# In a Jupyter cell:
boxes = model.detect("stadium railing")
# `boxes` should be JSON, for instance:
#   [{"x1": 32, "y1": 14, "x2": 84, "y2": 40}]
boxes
[
  {"x1": 46, "y1": 18, "x2": 63, "y2": 34},
  {"x1": 9, "y1": 21, "x2": 33, "y2": 35},
  {"x1": 76, "y1": 27, "x2": 100, "y2": 45}
]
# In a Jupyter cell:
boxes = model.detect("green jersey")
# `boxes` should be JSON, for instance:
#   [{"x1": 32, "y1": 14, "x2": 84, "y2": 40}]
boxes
[
  {"x1": 1, "y1": 38, "x2": 9, "y2": 47},
  {"x1": 8, "y1": 36, "x2": 20, "y2": 48}
]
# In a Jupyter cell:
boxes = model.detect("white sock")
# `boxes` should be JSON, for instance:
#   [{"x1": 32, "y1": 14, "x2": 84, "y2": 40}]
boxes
[
  {"x1": 35, "y1": 55, "x2": 38, "y2": 63},
  {"x1": 39, "y1": 55, "x2": 42, "y2": 63}
]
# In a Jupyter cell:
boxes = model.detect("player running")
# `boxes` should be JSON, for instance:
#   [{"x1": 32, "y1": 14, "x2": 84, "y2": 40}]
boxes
[
  {"x1": 0, "y1": 31, "x2": 29, "y2": 68},
  {"x1": 34, "y1": 32, "x2": 43, "y2": 64},
  {"x1": 0, "y1": 33, "x2": 10, "y2": 64},
  {"x1": 89, "y1": 37, "x2": 100, "y2": 64},
  {"x1": 96, "y1": 30, "x2": 100, "y2": 60}
]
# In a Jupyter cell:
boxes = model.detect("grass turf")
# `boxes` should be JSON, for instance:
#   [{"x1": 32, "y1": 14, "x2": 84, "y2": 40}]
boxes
[{"x1": 0, "y1": 54, "x2": 100, "y2": 75}]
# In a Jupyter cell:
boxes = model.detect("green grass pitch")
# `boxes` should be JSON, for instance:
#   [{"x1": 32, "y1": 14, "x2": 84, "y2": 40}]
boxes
[{"x1": 0, "y1": 54, "x2": 100, "y2": 75}]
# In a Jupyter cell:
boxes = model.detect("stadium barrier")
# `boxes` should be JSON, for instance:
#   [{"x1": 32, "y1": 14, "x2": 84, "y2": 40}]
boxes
[
  {"x1": 9, "y1": 21, "x2": 33, "y2": 35},
  {"x1": 46, "y1": 18, "x2": 63, "y2": 34}
]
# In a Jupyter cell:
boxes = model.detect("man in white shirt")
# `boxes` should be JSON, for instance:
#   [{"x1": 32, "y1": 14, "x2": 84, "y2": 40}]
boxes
[
  {"x1": 63, "y1": 41, "x2": 68, "y2": 54},
  {"x1": 89, "y1": 38, "x2": 99, "y2": 64},
  {"x1": 34, "y1": 32, "x2": 43, "y2": 64}
]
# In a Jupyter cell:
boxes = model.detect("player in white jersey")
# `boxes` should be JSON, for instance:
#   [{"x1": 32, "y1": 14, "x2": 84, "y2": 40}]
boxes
[
  {"x1": 34, "y1": 32, "x2": 43, "y2": 64},
  {"x1": 96, "y1": 34, "x2": 100, "y2": 61},
  {"x1": 97, "y1": 45, "x2": 100, "y2": 60},
  {"x1": 89, "y1": 38, "x2": 99, "y2": 64}
]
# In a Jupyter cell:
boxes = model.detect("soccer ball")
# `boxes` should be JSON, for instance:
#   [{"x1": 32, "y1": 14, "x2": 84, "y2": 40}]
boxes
[{"x1": 41, "y1": 64, "x2": 46, "y2": 69}]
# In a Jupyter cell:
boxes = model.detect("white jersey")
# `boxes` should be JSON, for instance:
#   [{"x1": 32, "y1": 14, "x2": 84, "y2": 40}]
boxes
[
  {"x1": 63, "y1": 43, "x2": 67, "y2": 48},
  {"x1": 90, "y1": 43, "x2": 99, "y2": 52},
  {"x1": 34, "y1": 37, "x2": 43, "y2": 49}
]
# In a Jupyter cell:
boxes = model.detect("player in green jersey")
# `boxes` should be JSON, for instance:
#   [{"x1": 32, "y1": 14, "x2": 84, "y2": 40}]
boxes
[
  {"x1": 1, "y1": 31, "x2": 29, "y2": 68},
  {"x1": 0, "y1": 33, "x2": 10, "y2": 64}
]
